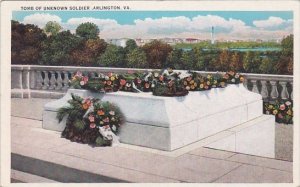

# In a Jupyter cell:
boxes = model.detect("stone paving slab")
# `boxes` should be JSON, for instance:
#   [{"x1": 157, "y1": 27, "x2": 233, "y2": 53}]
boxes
[
  {"x1": 214, "y1": 164, "x2": 292, "y2": 183},
  {"x1": 10, "y1": 98, "x2": 293, "y2": 183},
  {"x1": 11, "y1": 170, "x2": 58, "y2": 183},
  {"x1": 226, "y1": 153, "x2": 293, "y2": 172}
]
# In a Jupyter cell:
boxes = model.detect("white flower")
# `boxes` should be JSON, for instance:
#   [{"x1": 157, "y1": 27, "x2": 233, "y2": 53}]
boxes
[
  {"x1": 285, "y1": 101, "x2": 292, "y2": 106},
  {"x1": 112, "y1": 125, "x2": 117, "y2": 131},
  {"x1": 105, "y1": 76, "x2": 109, "y2": 80},
  {"x1": 231, "y1": 78, "x2": 236, "y2": 83},
  {"x1": 80, "y1": 81, "x2": 85, "y2": 85},
  {"x1": 235, "y1": 74, "x2": 239, "y2": 78}
]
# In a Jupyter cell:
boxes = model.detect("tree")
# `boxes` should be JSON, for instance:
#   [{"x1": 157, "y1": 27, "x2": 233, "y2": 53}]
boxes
[
  {"x1": 40, "y1": 30, "x2": 82, "y2": 65},
  {"x1": 192, "y1": 47, "x2": 205, "y2": 70},
  {"x1": 126, "y1": 48, "x2": 147, "y2": 68},
  {"x1": 124, "y1": 39, "x2": 138, "y2": 53},
  {"x1": 76, "y1": 22, "x2": 100, "y2": 39},
  {"x1": 70, "y1": 38, "x2": 107, "y2": 66},
  {"x1": 281, "y1": 34, "x2": 293, "y2": 56},
  {"x1": 166, "y1": 49, "x2": 183, "y2": 69},
  {"x1": 243, "y1": 51, "x2": 261, "y2": 73},
  {"x1": 97, "y1": 45, "x2": 125, "y2": 67},
  {"x1": 11, "y1": 20, "x2": 46, "y2": 64},
  {"x1": 142, "y1": 40, "x2": 173, "y2": 68},
  {"x1": 218, "y1": 50, "x2": 230, "y2": 71},
  {"x1": 180, "y1": 50, "x2": 194, "y2": 70},
  {"x1": 229, "y1": 52, "x2": 243, "y2": 72},
  {"x1": 44, "y1": 21, "x2": 62, "y2": 36},
  {"x1": 259, "y1": 57, "x2": 276, "y2": 74}
]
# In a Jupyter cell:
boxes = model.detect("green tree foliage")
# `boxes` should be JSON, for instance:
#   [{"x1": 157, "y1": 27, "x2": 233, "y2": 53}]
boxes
[
  {"x1": 126, "y1": 48, "x2": 147, "y2": 68},
  {"x1": 166, "y1": 49, "x2": 183, "y2": 69},
  {"x1": 76, "y1": 22, "x2": 100, "y2": 39},
  {"x1": 70, "y1": 38, "x2": 107, "y2": 66},
  {"x1": 277, "y1": 34, "x2": 293, "y2": 74},
  {"x1": 44, "y1": 21, "x2": 62, "y2": 36},
  {"x1": 229, "y1": 52, "x2": 243, "y2": 72},
  {"x1": 142, "y1": 40, "x2": 173, "y2": 68},
  {"x1": 124, "y1": 39, "x2": 138, "y2": 52},
  {"x1": 40, "y1": 30, "x2": 82, "y2": 65},
  {"x1": 180, "y1": 50, "x2": 195, "y2": 70},
  {"x1": 11, "y1": 20, "x2": 46, "y2": 64},
  {"x1": 192, "y1": 47, "x2": 205, "y2": 70},
  {"x1": 259, "y1": 57, "x2": 276, "y2": 74},
  {"x1": 218, "y1": 50, "x2": 230, "y2": 71},
  {"x1": 243, "y1": 51, "x2": 261, "y2": 73},
  {"x1": 97, "y1": 45, "x2": 125, "y2": 67}
]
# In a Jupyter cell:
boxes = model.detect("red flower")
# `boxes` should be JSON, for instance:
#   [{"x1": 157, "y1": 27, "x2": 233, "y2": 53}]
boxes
[
  {"x1": 120, "y1": 79, "x2": 126, "y2": 86},
  {"x1": 159, "y1": 75, "x2": 164, "y2": 81}
]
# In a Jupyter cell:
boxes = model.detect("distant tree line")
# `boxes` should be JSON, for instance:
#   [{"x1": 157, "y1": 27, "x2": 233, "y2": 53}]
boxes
[{"x1": 11, "y1": 20, "x2": 293, "y2": 75}]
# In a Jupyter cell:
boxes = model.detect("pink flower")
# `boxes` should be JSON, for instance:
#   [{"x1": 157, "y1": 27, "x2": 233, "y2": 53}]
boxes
[
  {"x1": 90, "y1": 123, "x2": 96, "y2": 128},
  {"x1": 280, "y1": 104, "x2": 286, "y2": 111},
  {"x1": 109, "y1": 111, "x2": 115, "y2": 115},
  {"x1": 108, "y1": 72, "x2": 113, "y2": 77},
  {"x1": 75, "y1": 71, "x2": 82, "y2": 77},
  {"x1": 88, "y1": 115, "x2": 95, "y2": 122},
  {"x1": 278, "y1": 113, "x2": 283, "y2": 119},
  {"x1": 103, "y1": 117, "x2": 110, "y2": 123},
  {"x1": 137, "y1": 79, "x2": 142, "y2": 84},
  {"x1": 159, "y1": 76, "x2": 164, "y2": 81},
  {"x1": 83, "y1": 76, "x2": 89, "y2": 83}
]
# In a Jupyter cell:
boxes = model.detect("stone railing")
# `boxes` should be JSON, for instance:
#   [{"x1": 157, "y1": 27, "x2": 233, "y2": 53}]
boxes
[{"x1": 11, "y1": 65, "x2": 293, "y2": 101}]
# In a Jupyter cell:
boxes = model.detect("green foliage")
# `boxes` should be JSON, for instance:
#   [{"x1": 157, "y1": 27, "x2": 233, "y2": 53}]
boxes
[
  {"x1": 166, "y1": 49, "x2": 183, "y2": 69},
  {"x1": 76, "y1": 22, "x2": 100, "y2": 39},
  {"x1": 73, "y1": 119, "x2": 86, "y2": 130},
  {"x1": 259, "y1": 57, "x2": 276, "y2": 74},
  {"x1": 11, "y1": 20, "x2": 46, "y2": 64},
  {"x1": 40, "y1": 30, "x2": 82, "y2": 65},
  {"x1": 97, "y1": 45, "x2": 125, "y2": 67},
  {"x1": 142, "y1": 40, "x2": 173, "y2": 68},
  {"x1": 44, "y1": 21, "x2": 62, "y2": 36},
  {"x1": 126, "y1": 48, "x2": 147, "y2": 68},
  {"x1": 281, "y1": 34, "x2": 293, "y2": 56},
  {"x1": 243, "y1": 51, "x2": 261, "y2": 73},
  {"x1": 124, "y1": 39, "x2": 138, "y2": 52}
]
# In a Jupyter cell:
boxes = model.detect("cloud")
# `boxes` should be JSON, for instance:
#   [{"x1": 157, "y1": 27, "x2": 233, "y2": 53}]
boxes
[
  {"x1": 253, "y1": 16, "x2": 293, "y2": 30},
  {"x1": 22, "y1": 13, "x2": 62, "y2": 28},
  {"x1": 20, "y1": 13, "x2": 293, "y2": 40}
]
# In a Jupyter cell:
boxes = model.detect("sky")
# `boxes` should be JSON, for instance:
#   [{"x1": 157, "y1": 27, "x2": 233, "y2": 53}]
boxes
[{"x1": 12, "y1": 11, "x2": 293, "y2": 40}]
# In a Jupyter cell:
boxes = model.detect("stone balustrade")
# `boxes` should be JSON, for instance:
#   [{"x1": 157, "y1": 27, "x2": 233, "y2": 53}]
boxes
[{"x1": 11, "y1": 65, "x2": 293, "y2": 101}]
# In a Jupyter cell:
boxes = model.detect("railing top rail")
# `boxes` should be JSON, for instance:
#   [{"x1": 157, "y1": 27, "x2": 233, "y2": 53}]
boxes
[{"x1": 11, "y1": 65, "x2": 293, "y2": 81}]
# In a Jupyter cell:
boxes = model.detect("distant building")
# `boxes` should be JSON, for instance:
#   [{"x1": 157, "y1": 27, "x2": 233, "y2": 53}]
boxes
[
  {"x1": 106, "y1": 38, "x2": 129, "y2": 47},
  {"x1": 211, "y1": 26, "x2": 215, "y2": 44},
  {"x1": 185, "y1": 38, "x2": 199, "y2": 44}
]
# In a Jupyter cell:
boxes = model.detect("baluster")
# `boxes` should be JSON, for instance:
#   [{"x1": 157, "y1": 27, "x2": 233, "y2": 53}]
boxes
[
  {"x1": 279, "y1": 81, "x2": 289, "y2": 100},
  {"x1": 90, "y1": 72, "x2": 96, "y2": 78},
  {"x1": 62, "y1": 71, "x2": 70, "y2": 90},
  {"x1": 243, "y1": 79, "x2": 248, "y2": 90},
  {"x1": 35, "y1": 70, "x2": 43, "y2": 89},
  {"x1": 270, "y1": 81, "x2": 279, "y2": 99},
  {"x1": 290, "y1": 82, "x2": 293, "y2": 100},
  {"x1": 30, "y1": 70, "x2": 36, "y2": 89},
  {"x1": 42, "y1": 71, "x2": 50, "y2": 90},
  {"x1": 55, "y1": 71, "x2": 63, "y2": 90},
  {"x1": 251, "y1": 79, "x2": 259, "y2": 94},
  {"x1": 260, "y1": 80, "x2": 269, "y2": 99},
  {"x1": 48, "y1": 71, "x2": 56, "y2": 90}
]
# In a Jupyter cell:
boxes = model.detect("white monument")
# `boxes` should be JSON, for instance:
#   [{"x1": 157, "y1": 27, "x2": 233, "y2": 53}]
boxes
[{"x1": 43, "y1": 83, "x2": 275, "y2": 158}]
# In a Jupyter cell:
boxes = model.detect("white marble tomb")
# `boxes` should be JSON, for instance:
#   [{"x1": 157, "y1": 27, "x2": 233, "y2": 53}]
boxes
[{"x1": 43, "y1": 84, "x2": 275, "y2": 157}]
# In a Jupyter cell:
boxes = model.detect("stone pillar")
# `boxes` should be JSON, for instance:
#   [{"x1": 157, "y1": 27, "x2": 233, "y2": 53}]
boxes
[
  {"x1": 251, "y1": 79, "x2": 259, "y2": 94},
  {"x1": 279, "y1": 81, "x2": 289, "y2": 100},
  {"x1": 260, "y1": 80, "x2": 269, "y2": 99},
  {"x1": 270, "y1": 81, "x2": 279, "y2": 99}
]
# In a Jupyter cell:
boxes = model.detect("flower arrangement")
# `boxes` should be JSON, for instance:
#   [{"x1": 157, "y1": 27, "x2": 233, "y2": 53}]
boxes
[
  {"x1": 69, "y1": 69, "x2": 244, "y2": 97},
  {"x1": 223, "y1": 71, "x2": 244, "y2": 84},
  {"x1": 57, "y1": 94, "x2": 124, "y2": 146},
  {"x1": 264, "y1": 100, "x2": 293, "y2": 124},
  {"x1": 183, "y1": 72, "x2": 227, "y2": 91}
]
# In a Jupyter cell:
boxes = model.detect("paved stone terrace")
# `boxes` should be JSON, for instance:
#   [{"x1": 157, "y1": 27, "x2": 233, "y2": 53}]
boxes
[{"x1": 11, "y1": 98, "x2": 293, "y2": 183}]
